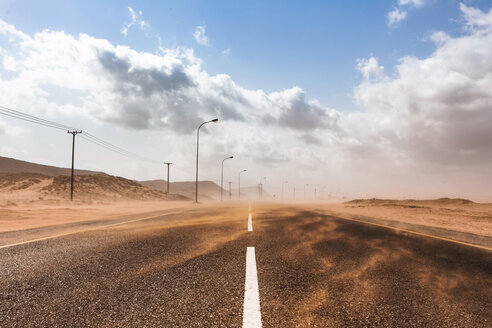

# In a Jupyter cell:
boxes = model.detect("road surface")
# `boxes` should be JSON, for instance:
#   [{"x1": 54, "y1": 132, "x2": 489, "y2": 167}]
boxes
[{"x1": 0, "y1": 204, "x2": 490, "y2": 327}]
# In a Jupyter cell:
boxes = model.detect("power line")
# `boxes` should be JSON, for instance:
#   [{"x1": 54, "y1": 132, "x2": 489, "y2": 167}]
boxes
[
  {"x1": 0, "y1": 105, "x2": 221, "y2": 183},
  {"x1": 0, "y1": 105, "x2": 161, "y2": 164},
  {"x1": 0, "y1": 106, "x2": 75, "y2": 131}
]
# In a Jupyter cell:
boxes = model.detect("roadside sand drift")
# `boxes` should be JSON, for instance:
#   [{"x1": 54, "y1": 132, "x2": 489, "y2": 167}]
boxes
[{"x1": 318, "y1": 198, "x2": 492, "y2": 239}]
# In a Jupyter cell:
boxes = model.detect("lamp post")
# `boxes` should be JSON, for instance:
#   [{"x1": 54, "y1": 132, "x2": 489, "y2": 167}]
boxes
[
  {"x1": 304, "y1": 183, "x2": 309, "y2": 200},
  {"x1": 228, "y1": 181, "x2": 232, "y2": 200},
  {"x1": 195, "y1": 118, "x2": 219, "y2": 203},
  {"x1": 221, "y1": 156, "x2": 233, "y2": 201},
  {"x1": 238, "y1": 169, "x2": 247, "y2": 201},
  {"x1": 282, "y1": 180, "x2": 288, "y2": 202}
]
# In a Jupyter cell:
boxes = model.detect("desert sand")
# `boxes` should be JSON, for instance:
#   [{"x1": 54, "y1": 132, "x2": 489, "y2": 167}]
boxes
[
  {"x1": 1, "y1": 197, "x2": 491, "y2": 244},
  {"x1": 1, "y1": 168, "x2": 491, "y2": 243},
  {"x1": 0, "y1": 200, "x2": 192, "y2": 233},
  {"x1": 317, "y1": 198, "x2": 492, "y2": 239}
]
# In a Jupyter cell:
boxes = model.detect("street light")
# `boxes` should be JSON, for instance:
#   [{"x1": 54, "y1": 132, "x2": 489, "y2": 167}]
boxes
[
  {"x1": 195, "y1": 118, "x2": 219, "y2": 203},
  {"x1": 304, "y1": 183, "x2": 309, "y2": 200},
  {"x1": 238, "y1": 169, "x2": 247, "y2": 201},
  {"x1": 282, "y1": 180, "x2": 288, "y2": 202},
  {"x1": 221, "y1": 155, "x2": 233, "y2": 201}
]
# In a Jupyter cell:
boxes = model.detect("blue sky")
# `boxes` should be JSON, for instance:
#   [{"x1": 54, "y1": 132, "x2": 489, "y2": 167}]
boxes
[
  {"x1": 1, "y1": 0, "x2": 492, "y2": 200},
  {"x1": 2, "y1": 0, "x2": 489, "y2": 110}
]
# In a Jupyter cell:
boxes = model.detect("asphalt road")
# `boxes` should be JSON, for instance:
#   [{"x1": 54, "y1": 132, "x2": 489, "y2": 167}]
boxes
[{"x1": 0, "y1": 204, "x2": 490, "y2": 327}]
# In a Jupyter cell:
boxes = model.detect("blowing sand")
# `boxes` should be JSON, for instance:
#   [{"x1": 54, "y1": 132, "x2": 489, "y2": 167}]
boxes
[
  {"x1": 1, "y1": 195, "x2": 491, "y2": 245},
  {"x1": 316, "y1": 198, "x2": 492, "y2": 238},
  {"x1": 0, "y1": 200, "x2": 191, "y2": 233}
]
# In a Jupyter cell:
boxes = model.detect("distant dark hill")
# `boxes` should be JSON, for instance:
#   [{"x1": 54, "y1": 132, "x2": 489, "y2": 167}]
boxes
[
  {"x1": 140, "y1": 179, "x2": 270, "y2": 201},
  {"x1": 139, "y1": 179, "x2": 223, "y2": 200},
  {"x1": 0, "y1": 156, "x2": 104, "y2": 176},
  {"x1": 430, "y1": 197, "x2": 474, "y2": 205}
]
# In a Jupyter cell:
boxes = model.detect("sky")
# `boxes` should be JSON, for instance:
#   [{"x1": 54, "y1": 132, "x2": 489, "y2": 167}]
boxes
[{"x1": 1, "y1": 0, "x2": 492, "y2": 201}]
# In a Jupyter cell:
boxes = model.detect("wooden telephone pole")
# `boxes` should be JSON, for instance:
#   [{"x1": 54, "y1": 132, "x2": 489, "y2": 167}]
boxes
[
  {"x1": 164, "y1": 162, "x2": 172, "y2": 193},
  {"x1": 67, "y1": 130, "x2": 82, "y2": 201}
]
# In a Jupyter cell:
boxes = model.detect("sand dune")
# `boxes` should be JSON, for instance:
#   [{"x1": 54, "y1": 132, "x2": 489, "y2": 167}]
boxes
[
  {"x1": 0, "y1": 173, "x2": 188, "y2": 206},
  {"x1": 139, "y1": 180, "x2": 266, "y2": 200}
]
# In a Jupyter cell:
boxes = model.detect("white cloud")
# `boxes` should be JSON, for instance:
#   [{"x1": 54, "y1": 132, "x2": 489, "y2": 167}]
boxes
[
  {"x1": 0, "y1": 117, "x2": 27, "y2": 136},
  {"x1": 357, "y1": 57, "x2": 386, "y2": 80},
  {"x1": 388, "y1": 0, "x2": 432, "y2": 26},
  {"x1": 388, "y1": 8, "x2": 408, "y2": 26},
  {"x1": 193, "y1": 25, "x2": 210, "y2": 46},
  {"x1": 398, "y1": 0, "x2": 429, "y2": 8},
  {"x1": 0, "y1": 18, "x2": 337, "y2": 138},
  {"x1": 221, "y1": 48, "x2": 230, "y2": 56},
  {"x1": 430, "y1": 31, "x2": 451, "y2": 44},
  {"x1": 120, "y1": 7, "x2": 148, "y2": 37},
  {"x1": 460, "y1": 3, "x2": 492, "y2": 32},
  {"x1": 0, "y1": 19, "x2": 29, "y2": 41},
  {"x1": 354, "y1": 4, "x2": 492, "y2": 166}
]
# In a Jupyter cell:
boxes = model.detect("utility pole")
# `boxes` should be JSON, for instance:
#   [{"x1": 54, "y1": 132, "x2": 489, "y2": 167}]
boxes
[
  {"x1": 228, "y1": 181, "x2": 232, "y2": 200},
  {"x1": 294, "y1": 187, "x2": 296, "y2": 201},
  {"x1": 164, "y1": 162, "x2": 172, "y2": 193},
  {"x1": 67, "y1": 130, "x2": 82, "y2": 201}
]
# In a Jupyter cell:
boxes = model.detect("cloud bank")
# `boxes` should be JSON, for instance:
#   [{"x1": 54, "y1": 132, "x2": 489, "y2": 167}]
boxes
[
  {"x1": 355, "y1": 4, "x2": 492, "y2": 167},
  {"x1": 1, "y1": 3, "x2": 492, "y2": 197}
]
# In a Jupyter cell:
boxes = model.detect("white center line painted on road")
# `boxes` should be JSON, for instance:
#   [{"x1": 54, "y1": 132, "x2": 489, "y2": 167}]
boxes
[
  {"x1": 248, "y1": 213, "x2": 253, "y2": 232},
  {"x1": 243, "y1": 247, "x2": 262, "y2": 328}
]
